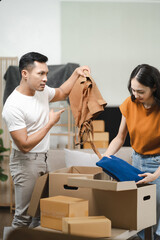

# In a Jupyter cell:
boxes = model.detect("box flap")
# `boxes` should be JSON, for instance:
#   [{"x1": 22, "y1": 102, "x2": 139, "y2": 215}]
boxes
[
  {"x1": 72, "y1": 166, "x2": 102, "y2": 174},
  {"x1": 27, "y1": 173, "x2": 49, "y2": 217},
  {"x1": 53, "y1": 167, "x2": 72, "y2": 173},
  {"x1": 67, "y1": 177, "x2": 137, "y2": 191},
  {"x1": 53, "y1": 166, "x2": 102, "y2": 174}
]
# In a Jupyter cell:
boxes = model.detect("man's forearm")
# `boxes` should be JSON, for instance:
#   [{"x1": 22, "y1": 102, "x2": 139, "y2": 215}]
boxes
[
  {"x1": 14, "y1": 122, "x2": 52, "y2": 153},
  {"x1": 51, "y1": 66, "x2": 90, "y2": 102},
  {"x1": 59, "y1": 66, "x2": 90, "y2": 97},
  {"x1": 11, "y1": 109, "x2": 64, "y2": 153},
  {"x1": 59, "y1": 70, "x2": 79, "y2": 97}
]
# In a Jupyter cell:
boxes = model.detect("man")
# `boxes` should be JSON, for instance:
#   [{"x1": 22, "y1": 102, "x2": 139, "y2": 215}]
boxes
[{"x1": 2, "y1": 52, "x2": 90, "y2": 228}]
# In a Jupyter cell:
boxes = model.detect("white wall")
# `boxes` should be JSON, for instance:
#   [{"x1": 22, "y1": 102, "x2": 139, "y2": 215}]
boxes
[
  {"x1": 61, "y1": 1, "x2": 160, "y2": 106},
  {"x1": 1, "y1": 0, "x2": 160, "y2": 106},
  {"x1": 0, "y1": 0, "x2": 61, "y2": 64}
]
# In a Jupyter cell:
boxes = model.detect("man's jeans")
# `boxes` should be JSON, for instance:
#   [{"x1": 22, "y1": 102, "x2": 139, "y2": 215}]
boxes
[
  {"x1": 10, "y1": 149, "x2": 48, "y2": 228},
  {"x1": 132, "y1": 151, "x2": 160, "y2": 239}
]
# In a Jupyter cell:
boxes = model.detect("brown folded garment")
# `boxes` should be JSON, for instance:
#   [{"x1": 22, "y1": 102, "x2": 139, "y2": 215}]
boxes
[{"x1": 69, "y1": 70, "x2": 107, "y2": 159}]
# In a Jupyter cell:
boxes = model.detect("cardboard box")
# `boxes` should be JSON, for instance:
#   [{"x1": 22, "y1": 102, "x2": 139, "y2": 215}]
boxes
[
  {"x1": 92, "y1": 120, "x2": 105, "y2": 132},
  {"x1": 83, "y1": 141, "x2": 108, "y2": 149},
  {"x1": 83, "y1": 132, "x2": 109, "y2": 149},
  {"x1": 28, "y1": 167, "x2": 156, "y2": 231},
  {"x1": 49, "y1": 166, "x2": 102, "y2": 216},
  {"x1": 90, "y1": 132, "x2": 109, "y2": 141},
  {"x1": 67, "y1": 177, "x2": 156, "y2": 230},
  {"x1": 27, "y1": 167, "x2": 102, "y2": 218},
  {"x1": 62, "y1": 216, "x2": 111, "y2": 237},
  {"x1": 40, "y1": 195, "x2": 88, "y2": 231}
]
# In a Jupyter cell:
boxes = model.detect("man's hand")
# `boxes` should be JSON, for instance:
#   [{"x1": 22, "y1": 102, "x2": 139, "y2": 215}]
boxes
[
  {"x1": 50, "y1": 65, "x2": 91, "y2": 103},
  {"x1": 136, "y1": 172, "x2": 156, "y2": 185},
  {"x1": 74, "y1": 65, "x2": 91, "y2": 78},
  {"x1": 10, "y1": 108, "x2": 65, "y2": 153},
  {"x1": 48, "y1": 108, "x2": 65, "y2": 126}
]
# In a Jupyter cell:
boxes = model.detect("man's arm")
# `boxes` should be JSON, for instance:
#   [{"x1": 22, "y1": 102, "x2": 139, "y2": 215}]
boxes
[
  {"x1": 50, "y1": 66, "x2": 90, "y2": 102},
  {"x1": 10, "y1": 109, "x2": 64, "y2": 153}
]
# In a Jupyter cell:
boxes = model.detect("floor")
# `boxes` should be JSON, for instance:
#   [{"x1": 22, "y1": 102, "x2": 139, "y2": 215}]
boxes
[{"x1": 0, "y1": 207, "x2": 13, "y2": 240}]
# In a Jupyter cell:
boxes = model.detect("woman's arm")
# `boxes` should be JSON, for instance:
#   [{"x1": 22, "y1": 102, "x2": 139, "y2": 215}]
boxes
[{"x1": 103, "y1": 115, "x2": 128, "y2": 157}]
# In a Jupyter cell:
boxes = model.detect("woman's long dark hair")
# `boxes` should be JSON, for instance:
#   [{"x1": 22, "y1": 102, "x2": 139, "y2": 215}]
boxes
[{"x1": 128, "y1": 64, "x2": 160, "y2": 106}]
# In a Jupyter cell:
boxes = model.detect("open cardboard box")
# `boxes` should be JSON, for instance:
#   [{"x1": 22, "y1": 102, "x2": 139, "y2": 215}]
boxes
[
  {"x1": 27, "y1": 166, "x2": 156, "y2": 231},
  {"x1": 67, "y1": 175, "x2": 156, "y2": 230},
  {"x1": 27, "y1": 166, "x2": 102, "y2": 217},
  {"x1": 49, "y1": 166, "x2": 103, "y2": 216}
]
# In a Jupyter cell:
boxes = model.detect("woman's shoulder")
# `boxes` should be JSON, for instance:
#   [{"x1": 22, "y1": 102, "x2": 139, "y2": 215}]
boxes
[
  {"x1": 121, "y1": 96, "x2": 132, "y2": 106},
  {"x1": 121, "y1": 96, "x2": 141, "y2": 114}
]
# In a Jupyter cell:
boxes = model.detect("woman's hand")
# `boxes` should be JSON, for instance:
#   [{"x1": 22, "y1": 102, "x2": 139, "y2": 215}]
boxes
[{"x1": 136, "y1": 172, "x2": 156, "y2": 185}]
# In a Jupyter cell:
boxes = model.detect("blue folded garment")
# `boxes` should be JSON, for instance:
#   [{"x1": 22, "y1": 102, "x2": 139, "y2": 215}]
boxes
[{"x1": 96, "y1": 155, "x2": 144, "y2": 182}]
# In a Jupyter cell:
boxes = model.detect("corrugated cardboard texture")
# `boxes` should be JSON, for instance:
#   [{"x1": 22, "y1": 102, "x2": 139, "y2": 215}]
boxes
[
  {"x1": 62, "y1": 216, "x2": 111, "y2": 237},
  {"x1": 83, "y1": 132, "x2": 109, "y2": 149},
  {"x1": 83, "y1": 141, "x2": 109, "y2": 149},
  {"x1": 92, "y1": 120, "x2": 105, "y2": 132},
  {"x1": 40, "y1": 195, "x2": 88, "y2": 231},
  {"x1": 27, "y1": 174, "x2": 49, "y2": 217},
  {"x1": 64, "y1": 176, "x2": 156, "y2": 230},
  {"x1": 91, "y1": 132, "x2": 109, "y2": 141},
  {"x1": 68, "y1": 177, "x2": 137, "y2": 191},
  {"x1": 84, "y1": 181, "x2": 156, "y2": 230},
  {"x1": 49, "y1": 167, "x2": 102, "y2": 216},
  {"x1": 28, "y1": 166, "x2": 156, "y2": 230},
  {"x1": 68, "y1": 177, "x2": 156, "y2": 230}
]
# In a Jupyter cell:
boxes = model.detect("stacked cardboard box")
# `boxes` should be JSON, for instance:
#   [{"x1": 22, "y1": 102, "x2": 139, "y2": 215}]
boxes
[
  {"x1": 83, "y1": 120, "x2": 109, "y2": 149},
  {"x1": 40, "y1": 195, "x2": 88, "y2": 230},
  {"x1": 40, "y1": 195, "x2": 111, "y2": 237}
]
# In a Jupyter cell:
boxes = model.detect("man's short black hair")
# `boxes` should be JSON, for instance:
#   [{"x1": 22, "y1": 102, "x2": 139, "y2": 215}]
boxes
[{"x1": 19, "y1": 52, "x2": 48, "y2": 75}]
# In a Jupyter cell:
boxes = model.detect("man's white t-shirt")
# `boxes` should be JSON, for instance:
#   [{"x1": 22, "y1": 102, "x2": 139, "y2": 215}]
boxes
[{"x1": 2, "y1": 85, "x2": 55, "y2": 153}]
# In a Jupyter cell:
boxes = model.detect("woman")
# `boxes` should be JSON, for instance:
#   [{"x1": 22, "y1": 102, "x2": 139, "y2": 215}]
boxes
[{"x1": 104, "y1": 64, "x2": 160, "y2": 240}]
